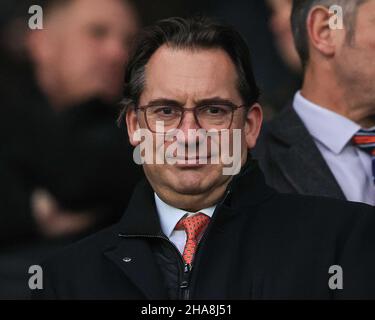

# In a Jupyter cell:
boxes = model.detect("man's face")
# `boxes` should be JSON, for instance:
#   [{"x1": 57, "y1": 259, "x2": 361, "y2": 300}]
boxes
[
  {"x1": 127, "y1": 46, "x2": 262, "y2": 210},
  {"x1": 334, "y1": 0, "x2": 375, "y2": 112},
  {"x1": 40, "y1": 0, "x2": 138, "y2": 105}
]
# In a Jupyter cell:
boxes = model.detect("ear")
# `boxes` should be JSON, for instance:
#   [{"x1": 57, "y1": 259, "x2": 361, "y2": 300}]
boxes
[
  {"x1": 125, "y1": 106, "x2": 141, "y2": 147},
  {"x1": 244, "y1": 103, "x2": 263, "y2": 149},
  {"x1": 307, "y1": 5, "x2": 341, "y2": 59}
]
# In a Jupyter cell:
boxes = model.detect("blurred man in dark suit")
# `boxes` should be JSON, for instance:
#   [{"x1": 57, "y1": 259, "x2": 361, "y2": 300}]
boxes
[
  {"x1": 255, "y1": 0, "x2": 375, "y2": 206},
  {"x1": 33, "y1": 16, "x2": 375, "y2": 300},
  {"x1": 0, "y1": 0, "x2": 142, "y2": 298},
  {"x1": 0, "y1": 0, "x2": 141, "y2": 241},
  {"x1": 25, "y1": 0, "x2": 141, "y2": 227}
]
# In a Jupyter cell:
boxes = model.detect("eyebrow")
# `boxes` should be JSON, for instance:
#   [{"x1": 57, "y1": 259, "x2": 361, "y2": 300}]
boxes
[
  {"x1": 196, "y1": 97, "x2": 237, "y2": 107},
  {"x1": 145, "y1": 99, "x2": 183, "y2": 107},
  {"x1": 143, "y1": 97, "x2": 237, "y2": 108}
]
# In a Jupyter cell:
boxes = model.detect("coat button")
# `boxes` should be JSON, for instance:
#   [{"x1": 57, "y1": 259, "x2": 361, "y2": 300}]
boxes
[{"x1": 123, "y1": 257, "x2": 132, "y2": 262}]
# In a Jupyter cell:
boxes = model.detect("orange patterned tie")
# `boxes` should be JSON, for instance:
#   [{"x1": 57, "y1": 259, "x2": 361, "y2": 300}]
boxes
[
  {"x1": 175, "y1": 213, "x2": 210, "y2": 265},
  {"x1": 353, "y1": 129, "x2": 375, "y2": 184}
]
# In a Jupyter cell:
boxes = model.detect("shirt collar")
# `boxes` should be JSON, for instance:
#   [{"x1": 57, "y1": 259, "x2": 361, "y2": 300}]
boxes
[
  {"x1": 293, "y1": 91, "x2": 360, "y2": 154},
  {"x1": 154, "y1": 193, "x2": 216, "y2": 238}
]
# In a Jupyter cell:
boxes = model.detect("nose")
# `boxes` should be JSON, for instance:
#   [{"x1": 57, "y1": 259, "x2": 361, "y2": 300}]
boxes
[
  {"x1": 176, "y1": 109, "x2": 203, "y2": 147},
  {"x1": 178, "y1": 110, "x2": 200, "y2": 133}
]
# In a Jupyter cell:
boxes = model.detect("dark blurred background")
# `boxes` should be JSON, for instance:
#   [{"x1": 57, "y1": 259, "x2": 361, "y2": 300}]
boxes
[{"x1": 0, "y1": 0, "x2": 300, "y2": 299}]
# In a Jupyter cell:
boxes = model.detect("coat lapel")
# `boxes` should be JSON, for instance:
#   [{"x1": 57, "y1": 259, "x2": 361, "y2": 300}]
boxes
[
  {"x1": 189, "y1": 161, "x2": 276, "y2": 299},
  {"x1": 104, "y1": 238, "x2": 168, "y2": 299},
  {"x1": 268, "y1": 107, "x2": 345, "y2": 199},
  {"x1": 103, "y1": 179, "x2": 169, "y2": 299}
]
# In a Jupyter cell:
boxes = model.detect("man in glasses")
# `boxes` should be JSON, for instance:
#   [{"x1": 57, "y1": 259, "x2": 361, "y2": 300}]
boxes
[{"x1": 34, "y1": 16, "x2": 375, "y2": 300}]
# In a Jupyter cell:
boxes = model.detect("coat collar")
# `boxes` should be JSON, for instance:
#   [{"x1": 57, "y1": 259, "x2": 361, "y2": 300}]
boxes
[
  {"x1": 117, "y1": 156, "x2": 275, "y2": 237},
  {"x1": 293, "y1": 91, "x2": 360, "y2": 155},
  {"x1": 104, "y1": 156, "x2": 275, "y2": 299},
  {"x1": 266, "y1": 106, "x2": 345, "y2": 199},
  {"x1": 117, "y1": 178, "x2": 162, "y2": 236}
]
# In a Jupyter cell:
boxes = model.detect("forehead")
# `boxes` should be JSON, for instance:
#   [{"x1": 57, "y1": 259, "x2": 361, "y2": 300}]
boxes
[{"x1": 141, "y1": 45, "x2": 241, "y2": 103}]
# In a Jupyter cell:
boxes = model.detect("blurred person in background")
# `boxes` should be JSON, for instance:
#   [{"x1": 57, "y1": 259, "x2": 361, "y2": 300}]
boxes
[
  {"x1": 267, "y1": 0, "x2": 302, "y2": 74},
  {"x1": 24, "y1": 0, "x2": 142, "y2": 235},
  {"x1": 206, "y1": 0, "x2": 301, "y2": 118},
  {"x1": 28, "y1": 0, "x2": 139, "y2": 110},
  {"x1": 0, "y1": 0, "x2": 142, "y2": 298},
  {"x1": 255, "y1": 0, "x2": 375, "y2": 206},
  {"x1": 264, "y1": 0, "x2": 302, "y2": 115}
]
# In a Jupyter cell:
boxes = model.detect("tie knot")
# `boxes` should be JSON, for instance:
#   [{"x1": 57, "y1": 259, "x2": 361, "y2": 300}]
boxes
[
  {"x1": 353, "y1": 129, "x2": 375, "y2": 156},
  {"x1": 175, "y1": 213, "x2": 210, "y2": 241}
]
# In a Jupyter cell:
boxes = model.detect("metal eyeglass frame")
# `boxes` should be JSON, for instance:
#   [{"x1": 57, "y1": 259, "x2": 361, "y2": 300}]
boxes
[{"x1": 135, "y1": 102, "x2": 246, "y2": 133}]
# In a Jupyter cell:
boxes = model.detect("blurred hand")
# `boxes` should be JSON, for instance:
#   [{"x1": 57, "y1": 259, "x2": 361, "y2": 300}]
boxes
[{"x1": 31, "y1": 189, "x2": 96, "y2": 238}]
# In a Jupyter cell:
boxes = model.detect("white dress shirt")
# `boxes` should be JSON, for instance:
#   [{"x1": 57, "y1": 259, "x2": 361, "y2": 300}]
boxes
[
  {"x1": 154, "y1": 193, "x2": 216, "y2": 255},
  {"x1": 293, "y1": 91, "x2": 375, "y2": 205}
]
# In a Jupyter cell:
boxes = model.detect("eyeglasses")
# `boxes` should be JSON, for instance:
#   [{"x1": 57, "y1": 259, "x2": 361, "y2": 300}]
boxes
[{"x1": 136, "y1": 102, "x2": 246, "y2": 133}]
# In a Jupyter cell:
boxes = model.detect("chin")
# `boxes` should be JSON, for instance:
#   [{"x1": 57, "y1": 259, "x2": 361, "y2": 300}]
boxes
[
  {"x1": 169, "y1": 166, "x2": 220, "y2": 195},
  {"x1": 176, "y1": 172, "x2": 205, "y2": 193}
]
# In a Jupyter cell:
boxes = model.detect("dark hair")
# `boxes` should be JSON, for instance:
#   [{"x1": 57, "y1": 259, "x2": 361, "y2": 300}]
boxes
[
  {"x1": 119, "y1": 15, "x2": 260, "y2": 119},
  {"x1": 291, "y1": 0, "x2": 367, "y2": 68}
]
